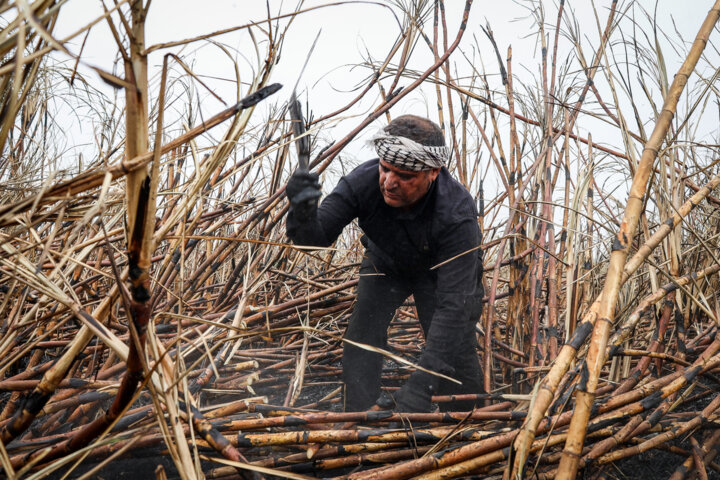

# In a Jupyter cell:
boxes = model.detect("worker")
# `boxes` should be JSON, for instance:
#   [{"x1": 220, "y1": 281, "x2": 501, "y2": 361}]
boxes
[{"x1": 285, "y1": 114, "x2": 484, "y2": 412}]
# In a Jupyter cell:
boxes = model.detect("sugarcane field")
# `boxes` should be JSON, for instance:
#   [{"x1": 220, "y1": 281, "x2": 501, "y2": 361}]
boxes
[{"x1": 4, "y1": 0, "x2": 720, "y2": 478}]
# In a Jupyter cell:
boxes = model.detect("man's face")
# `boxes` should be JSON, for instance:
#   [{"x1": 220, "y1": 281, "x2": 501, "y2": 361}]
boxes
[{"x1": 378, "y1": 159, "x2": 440, "y2": 209}]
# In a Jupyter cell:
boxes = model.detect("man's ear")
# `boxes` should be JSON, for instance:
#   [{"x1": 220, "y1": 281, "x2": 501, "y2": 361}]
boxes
[{"x1": 428, "y1": 168, "x2": 441, "y2": 182}]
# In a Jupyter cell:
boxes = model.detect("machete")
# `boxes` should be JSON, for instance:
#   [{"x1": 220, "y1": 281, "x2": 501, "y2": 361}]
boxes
[
  {"x1": 288, "y1": 29, "x2": 321, "y2": 173},
  {"x1": 288, "y1": 91, "x2": 310, "y2": 172}
]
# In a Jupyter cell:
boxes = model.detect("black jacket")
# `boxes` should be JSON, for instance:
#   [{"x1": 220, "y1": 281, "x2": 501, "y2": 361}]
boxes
[{"x1": 287, "y1": 159, "x2": 483, "y2": 367}]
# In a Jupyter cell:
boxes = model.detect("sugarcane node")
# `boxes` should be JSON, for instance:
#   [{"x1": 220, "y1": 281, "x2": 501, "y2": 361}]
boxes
[
  {"x1": 682, "y1": 365, "x2": 702, "y2": 382},
  {"x1": 367, "y1": 410, "x2": 394, "y2": 421},
  {"x1": 129, "y1": 282, "x2": 151, "y2": 302},
  {"x1": 67, "y1": 378, "x2": 90, "y2": 388},
  {"x1": 567, "y1": 321, "x2": 594, "y2": 349},
  {"x1": 77, "y1": 310, "x2": 107, "y2": 333},
  {"x1": 236, "y1": 433, "x2": 252, "y2": 447},
  {"x1": 639, "y1": 391, "x2": 663, "y2": 410},
  {"x1": 578, "y1": 362, "x2": 591, "y2": 391},
  {"x1": 128, "y1": 263, "x2": 144, "y2": 282},
  {"x1": 561, "y1": 448, "x2": 583, "y2": 460},
  {"x1": 124, "y1": 367, "x2": 145, "y2": 387},
  {"x1": 611, "y1": 236, "x2": 627, "y2": 252}
]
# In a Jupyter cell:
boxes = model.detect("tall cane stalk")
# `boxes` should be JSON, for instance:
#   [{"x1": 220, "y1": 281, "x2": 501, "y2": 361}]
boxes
[{"x1": 554, "y1": 2, "x2": 720, "y2": 479}]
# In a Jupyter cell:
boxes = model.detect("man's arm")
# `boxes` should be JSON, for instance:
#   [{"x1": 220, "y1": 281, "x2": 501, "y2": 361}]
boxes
[
  {"x1": 422, "y1": 217, "x2": 481, "y2": 367},
  {"x1": 286, "y1": 175, "x2": 359, "y2": 247},
  {"x1": 393, "y1": 216, "x2": 481, "y2": 412}
]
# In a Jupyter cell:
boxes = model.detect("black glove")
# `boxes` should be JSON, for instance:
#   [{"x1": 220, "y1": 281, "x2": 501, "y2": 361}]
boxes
[
  {"x1": 393, "y1": 354, "x2": 454, "y2": 413},
  {"x1": 393, "y1": 370, "x2": 436, "y2": 413},
  {"x1": 286, "y1": 170, "x2": 321, "y2": 222}
]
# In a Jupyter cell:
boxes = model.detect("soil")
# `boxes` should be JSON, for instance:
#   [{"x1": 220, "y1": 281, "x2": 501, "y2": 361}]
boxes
[{"x1": 607, "y1": 447, "x2": 720, "y2": 479}]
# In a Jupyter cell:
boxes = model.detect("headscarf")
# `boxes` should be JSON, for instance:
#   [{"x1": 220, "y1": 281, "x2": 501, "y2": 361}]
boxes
[{"x1": 371, "y1": 131, "x2": 449, "y2": 171}]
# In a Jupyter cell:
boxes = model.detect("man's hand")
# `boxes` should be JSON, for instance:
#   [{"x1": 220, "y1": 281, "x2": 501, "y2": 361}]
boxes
[
  {"x1": 287, "y1": 171, "x2": 321, "y2": 222},
  {"x1": 391, "y1": 354, "x2": 455, "y2": 413},
  {"x1": 393, "y1": 370, "x2": 435, "y2": 413}
]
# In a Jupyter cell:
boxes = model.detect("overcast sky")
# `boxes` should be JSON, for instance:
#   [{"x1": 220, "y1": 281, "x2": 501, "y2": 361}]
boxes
[{"x1": 44, "y1": 1, "x2": 715, "y2": 169}]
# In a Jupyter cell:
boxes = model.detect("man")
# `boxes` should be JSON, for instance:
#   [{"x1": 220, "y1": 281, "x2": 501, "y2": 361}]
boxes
[{"x1": 286, "y1": 115, "x2": 484, "y2": 413}]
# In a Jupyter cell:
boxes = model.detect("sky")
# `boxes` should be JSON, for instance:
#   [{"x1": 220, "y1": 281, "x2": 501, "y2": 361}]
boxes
[{"x1": 36, "y1": 1, "x2": 720, "y2": 177}]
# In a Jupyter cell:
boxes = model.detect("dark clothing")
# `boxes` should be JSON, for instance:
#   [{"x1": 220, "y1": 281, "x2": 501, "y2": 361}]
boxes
[
  {"x1": 287, "y1": 159, "x2": 484, "y2": 410},
  {"x1": 342, "y1": 254, "x2": 483, "y2": 411}
]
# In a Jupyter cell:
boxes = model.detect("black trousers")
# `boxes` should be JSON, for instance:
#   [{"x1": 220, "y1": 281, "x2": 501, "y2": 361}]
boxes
[{"x1": 342, "y1": 255, "x2": 484, "y2": 411}]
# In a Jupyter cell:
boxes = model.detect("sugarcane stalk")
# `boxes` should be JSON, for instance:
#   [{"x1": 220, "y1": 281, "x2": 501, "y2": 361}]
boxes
[
  {"x1": 668, "y1": 429, "x2": 720, "y2": 480},
  {"x1": 285, "y1": 444, "x2": 435, "y2": 474},
  {"x1": 610, "y1": 263, "x2": 720, "y2": 351},
  {"x1": 248, "y1": 441, "x2": 409, "y2": 471},
  {"x1": 7, "y1": 2, "x2": 156, "y2": 469},
  {"x1": 217, "y1": 408, "x2": 525, "y2": 433},
  {"x1": 341, "y1": 373, "x2": 673, "y2": 480},
  {"x1": 236, "y1": 425, "x2": 500, "y2": 448},
  {"x1": 0, "y1": 287, "x2": 118, "y2": 444},
  {"x1": 555, "y1": 5, "x2": 720, "y2": 478},
  {"x1": 595, "y1": 389, "x2": 720, "y2": 466},
  {"x1": 509, "y1": 4, "x2": 720, "y2": 475},
  {"x1": 413, "y1": 429, "x2": 610, "y2": 480},
  {"x1": 0, "y1": 83, "x2": 282, "y2": 228}
]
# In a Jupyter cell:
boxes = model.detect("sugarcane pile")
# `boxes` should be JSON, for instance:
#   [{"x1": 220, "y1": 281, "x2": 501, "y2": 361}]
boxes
[{"x1": 3, "y1": 1, "x2": 720, "y2": 479}]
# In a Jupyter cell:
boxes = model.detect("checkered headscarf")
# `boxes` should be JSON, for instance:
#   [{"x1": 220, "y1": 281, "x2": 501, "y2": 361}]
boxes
[{"x1": 371, "y1": 132, "x2": 449, "y2": 171}]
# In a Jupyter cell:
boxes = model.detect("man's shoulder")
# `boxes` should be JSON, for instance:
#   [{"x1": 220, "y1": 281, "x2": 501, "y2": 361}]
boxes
[
  {"x1": 434, "y1": 168, "x2": 477, "y2": 220},
  {"x1": 338, "y1": 159, "x2": 379, "y2": 195},
  {"x1": 346, "y1": 159, "x2": 379, "y2": 179}
]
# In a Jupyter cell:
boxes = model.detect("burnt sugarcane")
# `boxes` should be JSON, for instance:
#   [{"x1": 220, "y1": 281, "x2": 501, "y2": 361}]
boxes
[
  {"x1": 0, "y1": 82, "x2": 283, "y2": 228},
  {"x1": 235, "y1": 425, "x2": 501, "y2": 448},
  {"x1": 204, "y1": 442, "x2": 409, "y2": 478},
  {"x1": 668, "y1": 429, "x2": 720, "y2": 480},
  {"x1": 214, "y1": 408, "x2": 526, "y2": 433},
  {"x1": 190, "y1": 405, "x2": 261, "y2": 480},
  {"x1": 337, "y1": 369, "x2": 700, "y2": 480},
  {"x1": 595, "y1": 390, "x2": 720, "y2": 467},
  {"x1": 555, "y1": 5, "x2": 720, "y2": 477},
  {"x1": 0, "y1": 294, "x2": 118, "y2": 445}
]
